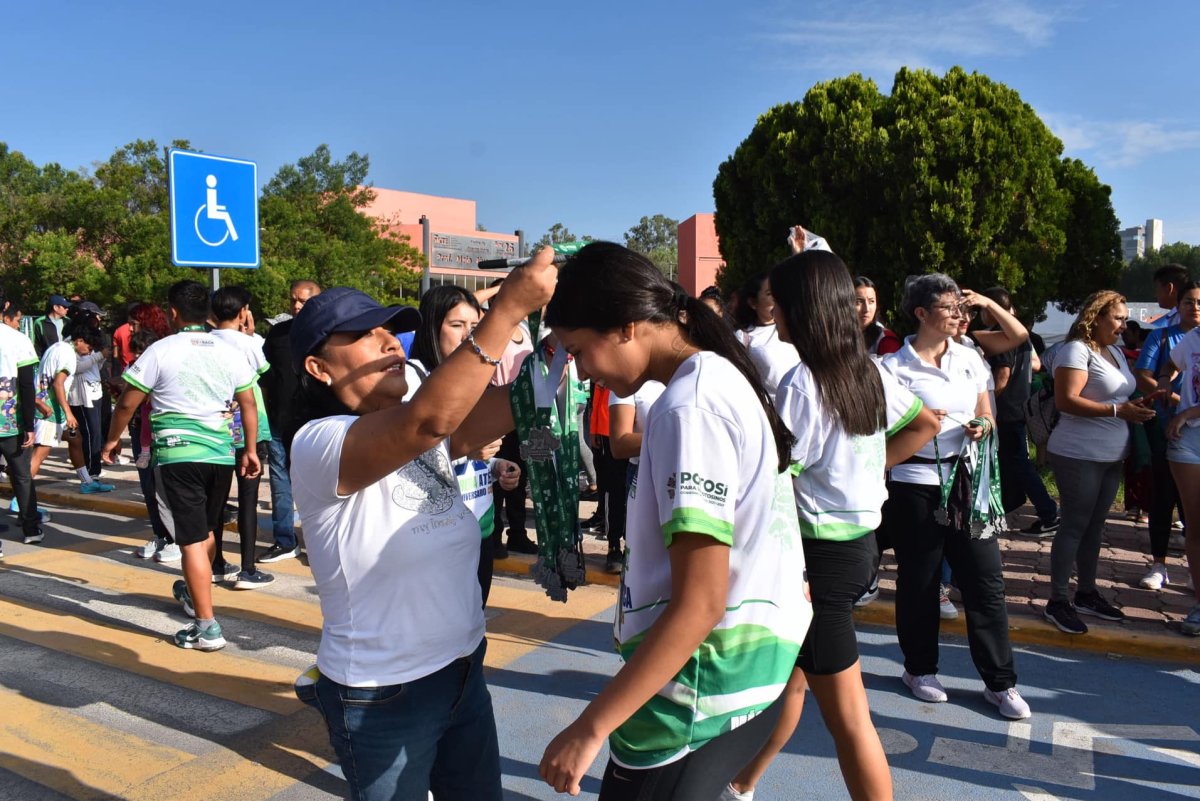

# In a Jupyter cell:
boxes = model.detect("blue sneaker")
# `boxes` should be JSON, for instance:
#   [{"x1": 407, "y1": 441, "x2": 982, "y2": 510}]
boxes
[
  {"x1": 81, "y1": 481, "x2": 115, "y2": 494},
  {"x1": 1182, "y1": 604, "x2": 1200, "y2": 637},
  {"x1": 8, "y1": 497, "x2": 17, "y2": 514},
  {"x1": 175, "y1": 621, "x2": 226, "y2": 651}
]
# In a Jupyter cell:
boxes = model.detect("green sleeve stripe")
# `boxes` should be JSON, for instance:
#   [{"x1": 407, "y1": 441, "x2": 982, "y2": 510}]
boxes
[
  {"x1": 886, "y1": 397, "x2": 924, "y2": 438},
  {"x1": 124, "y1": 375, "x2": 152, "y2": 393},
  {"x1": 256, "y1": 365, "x2": 270, "y2": 376},
  {"x1": 234, "y1": 379, "x2": 256, "y2": 394},
  {"x1": 789, "y1": 462, "x2": 805, "y2": 476},
  {"x1": 661, "y1": 507, "x2": 734, "y2": 547},
  {"x1": 18, "y1": 358, "x2": 39, "y2": 368}
]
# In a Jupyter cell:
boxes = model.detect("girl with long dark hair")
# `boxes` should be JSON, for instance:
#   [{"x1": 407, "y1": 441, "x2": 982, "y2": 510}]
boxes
[
  {"x1": 734, "y1": 272, "x2": 797, "y2": 397},
  {"x1": 538, "y1": 242, "x2": 812, "y2": 800},
  {"x1": 854, "y1": 276, "x2": 902, "y2": 357},
  {"x1": 722, "y1": 251, "x2": 938, "y2": 801}
]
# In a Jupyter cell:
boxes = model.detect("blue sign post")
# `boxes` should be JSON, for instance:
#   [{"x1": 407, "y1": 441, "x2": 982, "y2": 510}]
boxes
[{"x1": 168, "y1": 149, "x2": 260, "y2": 277}]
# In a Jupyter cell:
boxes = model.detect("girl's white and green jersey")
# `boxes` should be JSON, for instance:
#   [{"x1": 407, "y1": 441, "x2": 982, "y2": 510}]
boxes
[
  {"x1": 454, "y1": 458, "x2": 495, "y2": 539},
  {"x1": 35, "y1": 340, "x2": 76, "y2": 424},
  {"x1": 775, "y1": 361, "x2": 923, "y2": 541},
  {"x1": 123, "y1": 327, "x2": 256, "y2": 466},
  {"x1": 615, "y1": 352, "x2": 812, "y2": 769}
]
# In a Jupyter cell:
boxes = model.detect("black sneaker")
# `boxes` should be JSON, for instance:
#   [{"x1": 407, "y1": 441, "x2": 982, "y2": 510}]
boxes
[
  {"x1": 233, "y1": 569, "x2": 276, "y2": 590},
  {"x1": 506, "y1": 536, "x2": 538, "y2": 555},
  {"x1": 605, "y1": 548, "x2": 623, "y2": 574},
  {"x1": 22, "y1": 529, "x2": 44, "y2": 545},
  {"x1": 580, "y1": 515, "x2": 603, "y2": 533},
  {"x1": 1044, "y1": 600, "x2": 1087, "y2": 634},
  {"x1": 211, "y1": 562, "x2": 241, "y2": 584},
  {"x1": 492, "y1": 541, "x2": 509, "y2": 559},
  {"x1": 1020, "y1": 517, "x2": 1059, "y2": 537},
  {"x1": 1074, "y1": 591, "x2": 1125, "y2": 621},
  {"x1": 259, "y1": 544, "x2": 300, "y2": 563}
]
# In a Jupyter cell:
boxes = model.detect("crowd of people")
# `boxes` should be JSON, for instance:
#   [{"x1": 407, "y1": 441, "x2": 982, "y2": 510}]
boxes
[{"x1": 0, "y1": 237, "x2": 1196, "y2": 800}]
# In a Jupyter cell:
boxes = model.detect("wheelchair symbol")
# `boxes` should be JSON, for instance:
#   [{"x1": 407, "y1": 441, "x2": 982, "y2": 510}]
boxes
[{"x1": 194, "y1": 174, "x2": 239, "y2": 247}]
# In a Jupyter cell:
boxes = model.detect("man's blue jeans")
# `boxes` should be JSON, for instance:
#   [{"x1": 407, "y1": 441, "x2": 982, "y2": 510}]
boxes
[
  {"x1": 308, "y1": 638, "x2": 501, "y2": 801},
  {"x1": 266, "y1": 437, "x2": 296, "y2": 550}
]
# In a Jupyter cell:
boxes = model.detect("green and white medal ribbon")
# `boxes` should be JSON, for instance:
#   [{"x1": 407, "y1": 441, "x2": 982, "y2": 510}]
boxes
[
  {"x1": 963, "y1": 420, "x2": 1006, "y2": 540},
  {"x1": 509, "y1": 312, "x2": 585, "y2": 602}
]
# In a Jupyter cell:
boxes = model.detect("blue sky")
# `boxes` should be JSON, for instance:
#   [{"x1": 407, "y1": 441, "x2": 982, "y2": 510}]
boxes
[{"x1": 4, "y1": 1, "x2": 1199, "y2": 246}]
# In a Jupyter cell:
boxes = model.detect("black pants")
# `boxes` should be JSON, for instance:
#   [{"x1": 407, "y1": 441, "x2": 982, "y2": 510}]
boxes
[
  {"x1": 1148, "y1": 431, "x2": 1184, "y2": 561},
  {"x1": 478, "y1": 525, "x2": 494, "y2": 607},
  {"x1": 593, "y1": 435, "x2": 629, "y2": 550},
  {"x1": 493, "y1": 431, "x2": 529, "y2": 545},
  {"x1": 1, "y1": 434, "x2": 37, "y2": 537},
  {"x1": 214, "y1": 442, "x2": 267, "y2": 573},
  {"x1": 598, "y1": 693, "x2": 784, "y2": 800},
  {"x1": 70, "y1": 403, "x2": 102, "y2": 477},
  {"x1": 883, "y1": 481, "x2": 1017, "y2": 692}
]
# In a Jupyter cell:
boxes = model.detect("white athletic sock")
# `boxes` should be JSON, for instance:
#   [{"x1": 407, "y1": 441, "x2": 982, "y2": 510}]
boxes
[{"x1": 77, "y1": 467, "x2": 93, "y2": 484}]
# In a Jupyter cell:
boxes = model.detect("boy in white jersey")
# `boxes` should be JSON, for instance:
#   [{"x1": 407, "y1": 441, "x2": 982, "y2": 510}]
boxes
[
  {"x1": 209, "y1": 286, "x2": 275, "y2": 589},
  {"x1": 102, "y1": 281, "x2": 260, "y2": 651},
  {"x1": 0, "y1": 287, "x2": 43, "y2": 552}
]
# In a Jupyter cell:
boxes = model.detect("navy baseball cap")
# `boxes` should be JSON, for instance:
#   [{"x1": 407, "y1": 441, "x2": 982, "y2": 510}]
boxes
[
  {"x1": 49, "y1": 294, "x2": 69, "y2": 307},
  {"x1": 291, "y1": 287, "x2": 420, "y2": 372}
]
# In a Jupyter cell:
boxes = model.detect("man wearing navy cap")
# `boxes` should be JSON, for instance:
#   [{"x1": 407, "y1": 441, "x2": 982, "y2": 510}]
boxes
[{"x1": 33, "y1": 294, "x2": 71, "y2": 358}]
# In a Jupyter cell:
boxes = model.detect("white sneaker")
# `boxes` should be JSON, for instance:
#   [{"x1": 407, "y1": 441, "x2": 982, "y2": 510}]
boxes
[
  {"x1": 902, "y1": 671, "x2": 948, "y2": 703},
  {"x1": 718, "y1": 783, "x2": 755, "y2": 801},
  {"x1": 135, "y1": 537, "x2": 164, "y2": 559},
  {"x1": 984, "y1": 687, "x2": 1032, "y2": 719},
  {"x1": 1139, "y1": 564, "x2": 1169, "y2": 590},
  {"x1": 155, "y1": 543, "x2": 182, "y2": 563},
  {"x1": 939, "y1": 584, "x2": 959, "y2": 619}
]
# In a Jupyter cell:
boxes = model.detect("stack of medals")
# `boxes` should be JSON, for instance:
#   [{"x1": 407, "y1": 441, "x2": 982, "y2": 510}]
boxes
[
  {"x1": 930, "y1": 419, "x2": 1006, "y2": 539},
  {"x1": 509, "y1": 311, "x2": 586, "y2": 601}
]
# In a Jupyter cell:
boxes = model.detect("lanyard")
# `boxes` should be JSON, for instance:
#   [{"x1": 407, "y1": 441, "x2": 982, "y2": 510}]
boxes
[{"x1": 509, "y1": 311, "x2": 585, "y2": 601}]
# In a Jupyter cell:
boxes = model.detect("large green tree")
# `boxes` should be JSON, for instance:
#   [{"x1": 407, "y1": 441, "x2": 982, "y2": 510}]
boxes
[
  {"x1": 623, "y1": 214, "x2": 679, "y2": 279},
  {"x1": 713, "y1": 67, "x2": 1119, "y2": 324}
]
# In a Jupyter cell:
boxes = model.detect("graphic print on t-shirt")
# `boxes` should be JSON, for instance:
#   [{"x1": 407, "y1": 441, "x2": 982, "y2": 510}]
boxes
[
  {"x1": 0, "y1": 377, "x2": 18, "y2": 432},
  {"x1": 391, "y1": 446, "x2": 458, "y2": 514}
]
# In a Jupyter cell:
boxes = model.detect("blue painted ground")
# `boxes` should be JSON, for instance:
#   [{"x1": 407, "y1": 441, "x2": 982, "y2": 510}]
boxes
[{"x1": 490, "y1": 607, "x2": 1200, "y2": 801}]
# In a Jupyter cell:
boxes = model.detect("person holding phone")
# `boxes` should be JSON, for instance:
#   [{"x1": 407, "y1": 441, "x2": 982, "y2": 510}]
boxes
[{"x1": 1043, "y1": 291, "x2": 1155, "y2": 635}]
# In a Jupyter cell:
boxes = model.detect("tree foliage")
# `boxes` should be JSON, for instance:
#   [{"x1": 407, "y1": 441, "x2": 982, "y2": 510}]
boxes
[
  {"x1": 713, "y1": 67, "x2": 1122, "y2": 324},
  {"x1": 531, "y1": 222, "x2": 592, "y2": 253},
  {"x1": 1119, "y1": 243, "x2": 1200, "y2": 302},
  {"x1": 624, "y1": 214, "x2": 679, "y2": 279},
  {"x1": 0, "y1": 140, "x2": 422, "y2": 322}
]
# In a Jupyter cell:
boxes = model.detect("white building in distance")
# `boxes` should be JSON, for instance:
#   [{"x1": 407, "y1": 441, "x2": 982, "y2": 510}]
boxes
[{"x1": 1120, "y1": 218, "x2": 1164, "y2": 263}]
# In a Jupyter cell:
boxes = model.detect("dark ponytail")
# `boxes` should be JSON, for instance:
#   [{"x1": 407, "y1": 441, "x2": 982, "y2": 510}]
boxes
[{"x1": 545, "y1": 242, "x2": 794, "y2": 473}]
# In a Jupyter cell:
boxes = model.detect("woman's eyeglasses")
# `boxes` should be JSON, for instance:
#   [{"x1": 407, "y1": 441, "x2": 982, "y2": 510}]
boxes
[{"x1": 929, "y1": 302, "x2": 971, "y2": 318}]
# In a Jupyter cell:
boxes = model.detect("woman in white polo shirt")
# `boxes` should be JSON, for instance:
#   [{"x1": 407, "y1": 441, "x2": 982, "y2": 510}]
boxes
[
  {"x1": 539, "y1": 242, "x2": 812, "y2": 800},
  {"x1": 288, "y1": 253, "x2": 555, "y2": 801},
  {"x1": 880, "y1": 273, "x2": 1033, "y2": 721},
  {"x1": 1044, "y1": 290, "x2": 1155, "y2": 635}
]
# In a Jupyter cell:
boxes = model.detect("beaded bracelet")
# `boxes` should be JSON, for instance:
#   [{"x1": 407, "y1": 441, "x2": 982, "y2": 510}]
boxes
[{"x1": 466, "y1": 332, "x2": 502, "y2": 366}]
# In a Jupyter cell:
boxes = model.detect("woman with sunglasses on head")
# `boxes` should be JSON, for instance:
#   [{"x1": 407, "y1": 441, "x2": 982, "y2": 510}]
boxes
[
  {"x1": 287, "y1": 252, "x2": 556, "y2": 801},
  {"x1": 879, "y1": 273, "x2": 1033, "y2": 721},
  {"x1": 1043, "y1": 291, "x2": 1156, "y2": 635},
  {"x1": 720, "y1": 251, "x2": 939, "y2": 801},
  {"x1": 539, "y1": 242, "x2": 811, "y2": 800}
]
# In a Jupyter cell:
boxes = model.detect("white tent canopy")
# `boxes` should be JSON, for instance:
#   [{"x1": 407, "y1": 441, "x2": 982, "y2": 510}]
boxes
[{"x1": 1033, "y1": 302, "x2": 1166, "y2": 347}]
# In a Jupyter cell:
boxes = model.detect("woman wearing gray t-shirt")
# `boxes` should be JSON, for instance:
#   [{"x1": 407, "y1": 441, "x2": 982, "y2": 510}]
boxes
[{"x1": 1045, "y1": 290, "x2": 1155, "y2": 635}]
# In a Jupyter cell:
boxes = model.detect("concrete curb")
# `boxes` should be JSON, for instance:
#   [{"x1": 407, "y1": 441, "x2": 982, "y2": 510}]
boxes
[{"x1": 25, "y1": 488, "x2": 1198, "y2": 663}]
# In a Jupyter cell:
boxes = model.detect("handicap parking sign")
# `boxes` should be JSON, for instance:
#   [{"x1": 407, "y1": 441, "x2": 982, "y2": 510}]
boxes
[{"x1": 168, "y1": 149, "x2": 260, "y2": 269}]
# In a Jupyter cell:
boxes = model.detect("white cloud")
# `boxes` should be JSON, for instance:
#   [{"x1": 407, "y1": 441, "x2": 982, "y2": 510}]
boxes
[
  {"x1": 765, "y1": 0, "x2": 1071, "y2": 77},
  {"x1": 1041, "y1": 111, "x2": 1200, "y2": 168}
]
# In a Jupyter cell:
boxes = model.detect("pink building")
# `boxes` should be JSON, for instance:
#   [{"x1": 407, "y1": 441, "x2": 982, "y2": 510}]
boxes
[
  {"x1": 677, "y1": 213, "x2": 724, "y2": 296},
  {"x1": 360, "y1": 188, "x2": 522, "y2": 292}
]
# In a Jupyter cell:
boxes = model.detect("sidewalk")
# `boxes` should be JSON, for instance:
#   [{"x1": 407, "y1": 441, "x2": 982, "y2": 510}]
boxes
[{"x1": 14, "y1": 450, "x2": 1199, "y2": 663}]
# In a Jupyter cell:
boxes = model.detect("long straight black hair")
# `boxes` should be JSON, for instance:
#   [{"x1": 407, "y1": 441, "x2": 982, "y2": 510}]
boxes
[
  {"x1": 545, "y1": 242, "x2": 793, "y2": 472},
  {"x1": 410, "y1": 285, "x2": 483, "y2": 368},
  {"x1": 771, "y1": 251, "x2": 885, "y2": 437}
]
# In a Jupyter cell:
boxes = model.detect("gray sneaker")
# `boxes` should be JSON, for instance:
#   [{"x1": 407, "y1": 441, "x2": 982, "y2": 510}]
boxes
[
  {"x1": 155, "y1": 543, "x2": 182, "y2": 563},
  {"x1": 232, "y1": 570, "x2": 276, "y2": 590},
  {"x1": 1181, "y1": 604, "x2": 1200, "y2": 637},
  {"x1": 135, "y1": 537, "x2": 164, "y2": 559}
]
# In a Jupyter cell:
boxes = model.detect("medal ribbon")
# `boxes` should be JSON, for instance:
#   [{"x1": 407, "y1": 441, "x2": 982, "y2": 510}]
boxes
[{"x1": 509, "y1": 310, "x2": 585, "y2": 601}]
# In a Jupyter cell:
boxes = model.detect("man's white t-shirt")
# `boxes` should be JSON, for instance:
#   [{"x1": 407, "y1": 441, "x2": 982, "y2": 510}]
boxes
[
  {"x1": 613, "y1": 352, "x2": 811, "y2": 769},
  {"x1": 123, "y1": 329, "x2": 256, "y2": 466},
  {"x1": 777, "y1": 361, "x2": 923, "y2": 541},
  {"x1": 739, "y1": 324, "x2": 797, "y2": 398},
  {"x1": 291, "y1": 416, "x2": 485, "y2": 687},
  {"x1": 608, "y1": 381, "x2": 666, "y2": 465},
  {"x1": 1047, "y1": 341, "x2": 1136, "y2": 461},
  {"x1": 882, "y1": 337, "x2": 991, "y2": 486},
  {"x1": 210, "y1": 328, "x2": 272, "y2": 446},
  {"x1": 0, "y1": 323, "x2": 40, "y2": 437}
]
